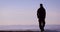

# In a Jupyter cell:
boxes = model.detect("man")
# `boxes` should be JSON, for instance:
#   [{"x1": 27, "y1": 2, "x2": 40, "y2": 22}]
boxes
[{"x1": 37, "y1": 4, "x2": 46, "y2": 32}]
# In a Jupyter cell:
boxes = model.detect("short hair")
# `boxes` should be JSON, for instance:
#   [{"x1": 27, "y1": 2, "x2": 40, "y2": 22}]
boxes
[{"x1": 40, "y1": 4, "x2": 43, "y2": 6}]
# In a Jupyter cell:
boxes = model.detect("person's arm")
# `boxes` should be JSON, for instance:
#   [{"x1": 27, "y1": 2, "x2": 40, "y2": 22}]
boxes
[{"x1": 37, "y1": 10, "x2": 39, "y2": 18}]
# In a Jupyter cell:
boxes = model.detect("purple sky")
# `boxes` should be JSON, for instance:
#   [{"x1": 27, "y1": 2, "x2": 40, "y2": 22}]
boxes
[{"x1": 0, "y1": 0, "x2": 60, "y2": 25}]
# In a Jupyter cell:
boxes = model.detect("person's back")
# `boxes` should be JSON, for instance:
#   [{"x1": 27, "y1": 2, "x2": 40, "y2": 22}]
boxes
[
  {"x1": 37, "y1": 4, "x2": 46, "y2": 32},
  {"x1": 37, "y1": 4, "x2": 46, "y2": 19}
]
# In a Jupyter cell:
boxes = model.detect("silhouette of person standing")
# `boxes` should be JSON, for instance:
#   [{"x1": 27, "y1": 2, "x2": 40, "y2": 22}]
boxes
[{"x1": 37, "y1": 4, "x2": 46, "y2": 32}]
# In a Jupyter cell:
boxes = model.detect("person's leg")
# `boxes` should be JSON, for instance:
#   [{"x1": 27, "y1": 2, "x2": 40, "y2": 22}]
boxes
[
  {"x1": 38, "y1": 19, "x2": 41, "y2": 30},
  {"x1": 43, "y1": 19, "x2": 45, "y2": 28},
  {"x1": 39, "y1": 19, "x2": 43, "y2": 31},
  {"x1": 42, "y1": 19, "x2": 45, "y2": 31},
  {"x1": 39, "y1": 19, "x2": 45, "y2": 32}
]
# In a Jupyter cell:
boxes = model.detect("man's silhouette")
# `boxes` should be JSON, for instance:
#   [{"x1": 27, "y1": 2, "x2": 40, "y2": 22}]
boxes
[{"x1": 37, "y1": 4, "x2": 46, "y2": 32}]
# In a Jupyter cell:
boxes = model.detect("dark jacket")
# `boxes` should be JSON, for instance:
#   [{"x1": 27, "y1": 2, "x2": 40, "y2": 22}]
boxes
[{"x1": 37, "y1": 7, "x2": 46, "y2": 19}]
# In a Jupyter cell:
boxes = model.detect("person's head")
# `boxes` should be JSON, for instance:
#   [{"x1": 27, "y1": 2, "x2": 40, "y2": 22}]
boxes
[{"x1": 40, "y1": 4, "x2": 43, "y2": 7}]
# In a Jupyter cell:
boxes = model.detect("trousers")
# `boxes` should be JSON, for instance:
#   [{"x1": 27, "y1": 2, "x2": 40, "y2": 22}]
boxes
[{"x1": 38, "y1": 18, "x2": 45, "y2": 31}]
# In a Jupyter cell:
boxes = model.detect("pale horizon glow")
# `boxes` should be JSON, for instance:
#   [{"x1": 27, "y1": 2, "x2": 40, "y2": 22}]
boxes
[{"x1": 0, "y1": 0, "x2": 60, "y2": 25}]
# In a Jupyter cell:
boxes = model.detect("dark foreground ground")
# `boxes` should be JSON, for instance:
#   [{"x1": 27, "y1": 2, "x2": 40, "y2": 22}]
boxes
[
  {"x1": 0, "y1": 31, "x2": 39, "y2": 32},
  {"x1": 0, "y1": 30, "x2": 59, "y2": 32}
]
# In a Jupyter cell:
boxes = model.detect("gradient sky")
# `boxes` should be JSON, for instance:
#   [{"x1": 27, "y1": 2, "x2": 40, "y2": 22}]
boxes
[{"x1": 0, "y1": 0, "x2": 60, "y2": 25}]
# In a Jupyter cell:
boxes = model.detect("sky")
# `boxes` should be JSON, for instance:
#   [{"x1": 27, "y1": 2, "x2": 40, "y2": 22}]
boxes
[{"x1": 0, "y1": 0, "x2": 60, "y2": 25}]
